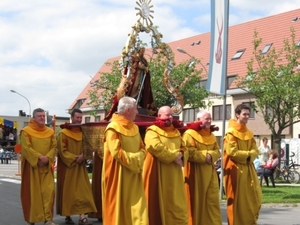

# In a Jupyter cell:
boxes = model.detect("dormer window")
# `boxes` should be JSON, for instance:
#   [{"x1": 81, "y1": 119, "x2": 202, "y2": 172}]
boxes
[
  {"x1": 231, "y1": 49, "x2": 245, "y2": 60},
  {"x1": 261, "y1": 43, "x2": 272, "y2": 54}
]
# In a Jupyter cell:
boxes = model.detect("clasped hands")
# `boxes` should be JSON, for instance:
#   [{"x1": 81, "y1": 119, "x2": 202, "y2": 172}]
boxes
[
  {"x1": 38, "y1": 155, "x2": 49, "y2": 167},
  {"x1": 174, "y1": 151, "x2": 183, "y2": 167},
  {"x1": 75, "y1": 154, "x2": 84, "y2": 164}
]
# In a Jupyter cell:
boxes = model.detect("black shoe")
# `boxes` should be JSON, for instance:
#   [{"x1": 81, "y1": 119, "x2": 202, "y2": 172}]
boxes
[{"x1": 65, "y1": 216, "x2": 75, "y2": 224}]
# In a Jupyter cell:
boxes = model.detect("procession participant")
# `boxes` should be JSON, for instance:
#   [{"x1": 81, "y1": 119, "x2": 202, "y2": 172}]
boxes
[
  {"x1": 182, "y1": 110, "x2": 222, "y2": 225},
  {"x1": 143, "y1": 105, "x2": 188, "y2": 225},
  {"x1": 102, "y1": 96, "x2": 148, "y2": 225},
  {"x1": 223, "y1": 104, "x2": 262, "y2": 225},
  {"x1": 20, "y1": 108, "x2": 58, "y2": 225},
  {"x1": 56, "y1": 108, "x2": 96, "y2": 225}
]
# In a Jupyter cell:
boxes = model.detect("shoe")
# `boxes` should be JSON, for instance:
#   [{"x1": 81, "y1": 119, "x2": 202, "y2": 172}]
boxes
[
  {"x1": 65, "y1": 216, "x2": 75, "y2": 224},
  {"x1": 44, "y1": 221, "x2": 58, "y2": 225},
  {"x1": 78, "y1": 217, "x2": 93, "y2": 225}
]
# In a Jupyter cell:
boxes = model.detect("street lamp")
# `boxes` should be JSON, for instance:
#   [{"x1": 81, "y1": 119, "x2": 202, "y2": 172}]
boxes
[
  {"x1": 176, "y1": 47, "x2": 208, "y2": 74},
  {"x1": 10, "y1": 90, "x2": 32, "y2": 118}
]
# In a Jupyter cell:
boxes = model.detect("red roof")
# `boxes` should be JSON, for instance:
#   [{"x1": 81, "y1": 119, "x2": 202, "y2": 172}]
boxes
[{"x1": 69, "y1": 9, "x2": 300, "y2": 110}]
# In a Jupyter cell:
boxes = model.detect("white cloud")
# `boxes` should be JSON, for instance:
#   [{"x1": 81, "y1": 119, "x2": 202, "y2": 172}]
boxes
[{"x1": 0, "y1": 0, "x2": 299, "y2": 117}]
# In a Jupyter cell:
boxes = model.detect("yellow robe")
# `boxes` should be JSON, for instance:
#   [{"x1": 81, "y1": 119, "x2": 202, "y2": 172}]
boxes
[
  {"x1": 143, "y1": 125, "x2": 188, "y2": 225},
  {"x1": 20, "y1": 119, "x2": 57, "y2": 223},
  {"x1": 56, "y1": 127, "x2": 97, "y2": 216},
  {"x1": 182, "y1": 128, "x2": 222, "y2": 225},
  {"x1": 223, "y1": 119, "x2": 262, "y2": 225},
  {"x1": 102, "y1": 114, "x2": 148, "y2": 225}
]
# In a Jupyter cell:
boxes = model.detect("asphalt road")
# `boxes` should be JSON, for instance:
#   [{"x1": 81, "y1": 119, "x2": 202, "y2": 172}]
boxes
[
  {"x1": 0, "y1": 177, "x2": 102, "y2": 225},
  {"x1": 1, "y1": 160, "x2": 300, "y2": 225}
]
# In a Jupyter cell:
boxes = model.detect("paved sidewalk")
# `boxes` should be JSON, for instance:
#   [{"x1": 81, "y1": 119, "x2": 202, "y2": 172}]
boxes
[
  {"x1": 1, "y1": 160, "x2": 300, "y2": 225},
  {"x1": 0, "y1": 158, "x2": 21, "y2": 179}
]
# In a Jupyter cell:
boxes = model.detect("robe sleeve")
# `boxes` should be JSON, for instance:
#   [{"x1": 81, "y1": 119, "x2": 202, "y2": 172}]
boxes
[
  {"x1": 207, "y1": 142, "x2": 221, "y2": 163},
  {"x1": 180, "y1": 137, "x2": 189, "y2": 166},
  {"x1": 144, "y1": 129, "x2": 181, "y2": 164},
  {"x1": 182, "y1": 132, "x2": 206, "y2": 164},
  {"x1": 45, "y1": 134, "x2": 57, "y2": 169},
  {"x1": 225, "y1": 133, "x2": 258, "y2": 163},
  {"x1": 106, "y1": 129, "x2": 145, "y2": 174},
  {"x1": 57, "y1": 133, "x2": 77, "y2": 167},
  {"x1": 20, "y1": 131, "x2": 41, "y2": 168}
]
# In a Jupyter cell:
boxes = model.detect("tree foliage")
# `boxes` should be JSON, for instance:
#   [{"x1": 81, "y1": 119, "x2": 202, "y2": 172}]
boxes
[
  {"x1": 87, "y1": 52, "x2": 210, "y2": 115},
  {"x1": 238, "y1": 27, "x2": 300, "y2": 154}
]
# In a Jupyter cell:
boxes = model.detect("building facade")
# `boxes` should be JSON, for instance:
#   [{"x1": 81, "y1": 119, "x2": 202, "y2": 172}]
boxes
[{"x1": 69, "y1": 9, "x2": 300, "y2": 149}]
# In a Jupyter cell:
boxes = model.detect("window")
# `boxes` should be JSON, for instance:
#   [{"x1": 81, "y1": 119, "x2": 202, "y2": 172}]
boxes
[
  {"x1": 227, "y1": 76, "x2": 236, "y2": 89},
  {"x1": 183, "y1": 108, "x2": 198, "y2": 123},
  {"x1": 231, "y1": 49, "x2": 245, "y2": 60},
  {"x1": 74, "y1": 99, "x2": 86, "y2": 109},
  {"x1": 213, "y1": 104, "x2": 231, "y2": 120},
  {"x1": 297, "y1": 40, "x2": 300, "y2": 47},
  {"x1": 196, "y1": 80, "x2": 207, "y2": 88},
  {"x1": 85, "y1": 117, "x2": 91, "y2": 123},
  {"x1": 95, "y1": 116, "x2": 101, "y2": 122},
  {"x1": 261, "y1": 43, "x2": 272, "y2": 54},
  {"x1": 242, "y1": 102, "x2": 255, "y2": 118}
]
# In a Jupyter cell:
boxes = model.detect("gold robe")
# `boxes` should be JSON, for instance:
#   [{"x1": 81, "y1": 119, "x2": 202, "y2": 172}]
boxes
[
  {"x1": 143, "y1": 125, "x2": 188, "y2": 225},
  {"x1": 56, "y1": 127, "x2": 97, "y2": 216},
  {"x1": 20, "y1": 119, "x2": 57, "y2": 223},
  {"x1": 224, "y1": 119, "x2": 262, "y2": 225},
  {"x1": 102, "y1": 114, "x2": 148, "y2": 225},
  {"x1": 182, "y1": 128, "x2": 222, "y2": 225}
]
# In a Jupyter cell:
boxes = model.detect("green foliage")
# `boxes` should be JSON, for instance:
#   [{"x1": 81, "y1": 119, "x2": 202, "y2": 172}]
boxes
[
  {"x1": 149, "y1": 53, "x2": 209, "y2": 108},
  {"x1": 87, "y1": 60, "x2": 122, "y2": 115},
  {"x1": 88, "y1": 52, "x2": 210, "y2": 114},
  {"x1": 237, "y1": 27, "x2": 300, "y2": 149},
  {"x1": 262, "y1": 186, "x2": 300, "y2": 203}
]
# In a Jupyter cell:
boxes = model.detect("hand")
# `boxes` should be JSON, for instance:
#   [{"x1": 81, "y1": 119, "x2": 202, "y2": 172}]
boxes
[
  {"x1": 38, "y1": 155, "x2": 49, "y2": 167},
  {"x1": 75, "y1": 154, "x2": 84, "y2": 164},
  {"x1": 174, "y1": 152, "x2": 183, "y2": 167},
  {"x1": 205, "y1": 154, "x2": 212, "y2": 165}
]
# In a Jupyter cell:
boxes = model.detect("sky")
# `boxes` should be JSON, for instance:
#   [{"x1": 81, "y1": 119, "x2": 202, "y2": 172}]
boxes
[{"x1": 1, "y1": 0, "x2": 299, "y2": 117}]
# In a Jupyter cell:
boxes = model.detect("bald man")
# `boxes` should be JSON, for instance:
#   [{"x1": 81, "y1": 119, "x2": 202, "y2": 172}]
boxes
[{"x1": 143, "y1": 106, "x2": 188, "y2": 225}]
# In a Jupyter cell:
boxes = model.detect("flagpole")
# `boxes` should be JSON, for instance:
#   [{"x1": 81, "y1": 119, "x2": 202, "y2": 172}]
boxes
[{"x1": 219, "y1": 0, "x2": 230, "y2": 200}]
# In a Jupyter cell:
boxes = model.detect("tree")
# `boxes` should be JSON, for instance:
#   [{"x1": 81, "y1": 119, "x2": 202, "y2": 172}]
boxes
[
  {"x1": 238, "y1": 27, "x2": 300, "y2": 164},
  {"x1": 87, "y1": 51, "x2": 210, "y2": 116}
]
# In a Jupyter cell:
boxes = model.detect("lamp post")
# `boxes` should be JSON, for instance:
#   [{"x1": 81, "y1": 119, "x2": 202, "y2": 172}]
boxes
[
  {"x1": 176, "y1": 47, "x2": 208, "y2": 74},
  {"x1": 10, "y1": 90, "x2": 32, "y2": 118}
]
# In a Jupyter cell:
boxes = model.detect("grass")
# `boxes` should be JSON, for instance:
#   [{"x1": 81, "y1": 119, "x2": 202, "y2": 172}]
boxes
[{"x1": 261, "y1": 186, "x2": 300, "y2": 204}]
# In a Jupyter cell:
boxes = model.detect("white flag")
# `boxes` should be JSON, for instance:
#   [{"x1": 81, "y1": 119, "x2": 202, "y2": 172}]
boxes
[{"x1": 206, "y1": 0, "x2": 229, "y2": 96}]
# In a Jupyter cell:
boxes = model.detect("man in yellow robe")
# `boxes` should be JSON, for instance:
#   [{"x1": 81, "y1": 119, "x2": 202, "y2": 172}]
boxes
[
  {"x1": 143, "y1": 106, "x2": 188, "y2": 225},
  {"x1": 20, "y1": 108, "x2": 58, "y2": 225},
  {"x1": 102, "y1": 96, "x2": 148, "y2": 225},
  {"x1": 56, "y1": 108, "x2": 96, "y2": 225},
  {"x1": 224, "y1": 104, "x2": 262, "y2": 225},
  {"x1": 182, "y1": 110, "x2": 222, "y2": 225}
]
